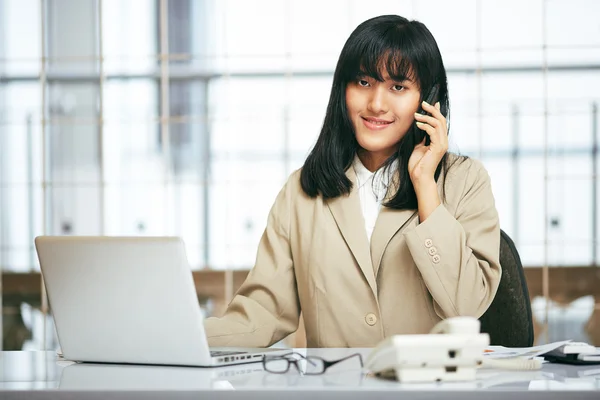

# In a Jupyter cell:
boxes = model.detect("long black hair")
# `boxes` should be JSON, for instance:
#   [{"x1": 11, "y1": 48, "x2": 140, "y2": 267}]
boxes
[{"x1": 300, "y1": 15, "x2": 463, "y2": 209}]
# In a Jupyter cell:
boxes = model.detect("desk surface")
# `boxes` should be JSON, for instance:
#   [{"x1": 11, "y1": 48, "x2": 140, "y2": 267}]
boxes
[{"x1": 1, "y1": 349, "x2": 600, "y2": 399}]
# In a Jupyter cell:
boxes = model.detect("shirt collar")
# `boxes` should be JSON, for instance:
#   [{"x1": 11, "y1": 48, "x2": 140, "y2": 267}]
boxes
[
  {"x1": 352, "y1": 154, "x2": 374, "y2": 189},
  {"x1": 352, "y1": 154, "x2": 399, "y2": 193}
]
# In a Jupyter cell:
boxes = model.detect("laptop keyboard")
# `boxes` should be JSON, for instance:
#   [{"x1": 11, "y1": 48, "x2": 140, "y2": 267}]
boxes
[{"x1": 210, "y1": 350, "x2": 247, "y2": 357}]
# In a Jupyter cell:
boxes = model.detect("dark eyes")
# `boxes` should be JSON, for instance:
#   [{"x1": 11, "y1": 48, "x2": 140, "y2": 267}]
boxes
[{"x1": 356, "y1": 79, "x2": 405, "y2": 92}]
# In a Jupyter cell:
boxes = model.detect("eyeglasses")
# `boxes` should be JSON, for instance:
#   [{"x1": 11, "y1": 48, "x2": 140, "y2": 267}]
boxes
[{"x1": 263, "y1": 352, "x2": 363, "y2": 375}]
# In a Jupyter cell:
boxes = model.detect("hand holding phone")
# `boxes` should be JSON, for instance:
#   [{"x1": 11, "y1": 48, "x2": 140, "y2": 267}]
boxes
[{"x1": 416, "y1": 84, "x2": 440, "y2": 146}]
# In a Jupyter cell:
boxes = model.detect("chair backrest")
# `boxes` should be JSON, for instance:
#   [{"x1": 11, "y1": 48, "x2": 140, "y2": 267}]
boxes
[{"x1": 479, "y1": 230, "x2": 534, "y2": 347}]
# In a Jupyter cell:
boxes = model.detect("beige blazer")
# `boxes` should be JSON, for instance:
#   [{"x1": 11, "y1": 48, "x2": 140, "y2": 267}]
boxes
[{"x1": 204, "y1": 155, "x2": 501, "y2": 348}]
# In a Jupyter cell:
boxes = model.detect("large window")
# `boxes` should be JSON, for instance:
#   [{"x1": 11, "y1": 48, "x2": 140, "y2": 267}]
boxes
[{"x1": 1, "y1": 0, "x2": 599, "y2": 350}]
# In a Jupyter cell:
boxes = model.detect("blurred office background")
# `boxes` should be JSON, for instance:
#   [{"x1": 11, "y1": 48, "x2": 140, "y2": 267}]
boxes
[{"x1": 0, "y1": 0, "x2": 599, "y2": 350}]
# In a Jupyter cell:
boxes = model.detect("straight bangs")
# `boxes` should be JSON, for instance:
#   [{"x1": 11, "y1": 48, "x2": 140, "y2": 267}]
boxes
[{"x1": 341, "y1": 27, "x2": 421, "y2": 87}]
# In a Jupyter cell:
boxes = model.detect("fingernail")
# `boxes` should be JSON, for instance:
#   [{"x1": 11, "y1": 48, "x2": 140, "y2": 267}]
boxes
[
  {"x1": 414, "y1": 112, "x2": 420, "y2": 117},
  {"x1": 422, "y1": 101, "x2": 430, "y2": 106}
]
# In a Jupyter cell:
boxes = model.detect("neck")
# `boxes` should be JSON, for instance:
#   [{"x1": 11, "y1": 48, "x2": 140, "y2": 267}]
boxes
[{"x1": 357, "y1": 149, "x2": 394, "y2": 172}]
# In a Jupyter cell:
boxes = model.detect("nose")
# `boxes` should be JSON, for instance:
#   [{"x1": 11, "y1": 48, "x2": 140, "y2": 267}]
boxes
[{"x1": 367, "y1": 87, "x2": 388, "y2": 114}]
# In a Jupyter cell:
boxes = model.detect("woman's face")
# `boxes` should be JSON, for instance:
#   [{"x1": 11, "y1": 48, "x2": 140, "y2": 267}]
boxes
[{"x1": 345, "y1": 69, "x2": 422, "y2": 162}]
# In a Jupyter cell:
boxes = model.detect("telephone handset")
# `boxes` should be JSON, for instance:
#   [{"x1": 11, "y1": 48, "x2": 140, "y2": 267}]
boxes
[
  {"x1": 365, "y1": 317, "x2": 487, "y2": 382},
  {"x1": 365, "y1": 316, "x2": 540, "y2": 383},
  {"x1": 416, "y1": 84, "x2": 440, "y2": 146}
]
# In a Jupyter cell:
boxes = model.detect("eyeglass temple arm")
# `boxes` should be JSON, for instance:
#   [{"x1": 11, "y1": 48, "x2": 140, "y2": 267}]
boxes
[{"x1": 323, "y1": 353, "x2": 364, "y2": 368}]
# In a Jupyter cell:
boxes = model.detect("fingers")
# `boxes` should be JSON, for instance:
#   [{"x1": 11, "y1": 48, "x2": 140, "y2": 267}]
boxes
[
  {"x1": 421, "y1": 101, "x2": 443, "y2": 120},
  {"x1": 415, "y1": 121, "x2": 436, "y2": 140},
  {"x1": 415, "y1": 101, "x2": 447, "y2": 149},
  {"x1": 415, "y1": 123, "x2": 447, "y2": 152},
  {"x1": 413, "y1": 112, "x2": 440, "y2": 128}
]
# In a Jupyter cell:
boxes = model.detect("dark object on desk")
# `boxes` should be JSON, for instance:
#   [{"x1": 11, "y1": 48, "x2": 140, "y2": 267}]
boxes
[
  {"x1": 543, "y1": 343, "x2": 600, "y2": 365},
  {"x1": 479, "y1": 230, "x2": 534, "y2": 347},
  {"x1": 543, "y1": 354, "x2": 600, "y2": 366}
]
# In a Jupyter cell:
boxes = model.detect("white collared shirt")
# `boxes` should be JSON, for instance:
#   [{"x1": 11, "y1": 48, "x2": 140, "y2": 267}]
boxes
[{"x1": 352, "y1": 155, "x2": 397, "y2": 242}]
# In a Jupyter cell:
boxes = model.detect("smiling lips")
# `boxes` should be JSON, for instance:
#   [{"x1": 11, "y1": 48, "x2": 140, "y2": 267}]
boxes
[{"x1": 361, "y1": 116, "x2": 394, "y2": 130}]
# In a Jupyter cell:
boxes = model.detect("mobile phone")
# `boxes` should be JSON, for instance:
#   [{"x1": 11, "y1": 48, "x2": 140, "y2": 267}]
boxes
[{"x1": 416, "y1": 84, "x2": 440, "y2": 146}]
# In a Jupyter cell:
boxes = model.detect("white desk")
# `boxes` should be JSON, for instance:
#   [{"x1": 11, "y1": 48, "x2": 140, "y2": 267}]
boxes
[{"x1": 1, "y1": 349, "x2": 600, "y2": 399}]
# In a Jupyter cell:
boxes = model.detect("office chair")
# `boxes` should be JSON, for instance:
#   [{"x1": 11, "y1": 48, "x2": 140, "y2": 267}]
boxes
[{"x1": 479, "y1": 230, "x2": 534, "y2": 347}]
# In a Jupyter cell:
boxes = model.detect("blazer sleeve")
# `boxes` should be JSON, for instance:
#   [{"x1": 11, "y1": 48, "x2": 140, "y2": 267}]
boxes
[
  {"x1": 403, "y1": 159, "x2": 501, "y2": 319},
  {"x1": 203, "y1": 178, "x2": 300, "y2": 347}
]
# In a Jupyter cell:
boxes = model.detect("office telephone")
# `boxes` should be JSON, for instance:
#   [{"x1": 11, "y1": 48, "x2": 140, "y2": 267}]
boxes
[{"x1": 365, "y1": 317, "x2": 541, "y2": 383}]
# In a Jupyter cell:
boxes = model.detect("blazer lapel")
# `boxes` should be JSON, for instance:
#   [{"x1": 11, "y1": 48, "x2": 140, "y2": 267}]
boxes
[
  {"x1": 326, "y1": 168, "x2": 377, "y2": 298},
  {"x1": 370, "y1": 207, "x2": 418, "y2": 277},
  {"x1": 370, "y1": 173, "x2": 444, "y2": 276}
]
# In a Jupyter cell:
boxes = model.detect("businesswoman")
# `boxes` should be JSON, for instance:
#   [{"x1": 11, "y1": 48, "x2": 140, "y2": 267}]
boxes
[{"x1": 204, "y1": 15, "x2": 501, "y2": 347}]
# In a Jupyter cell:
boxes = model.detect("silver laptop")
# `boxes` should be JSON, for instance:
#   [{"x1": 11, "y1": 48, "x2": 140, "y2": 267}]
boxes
[{"x1": 35, "y1": 236, "x2": 288, "y2": 367}]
